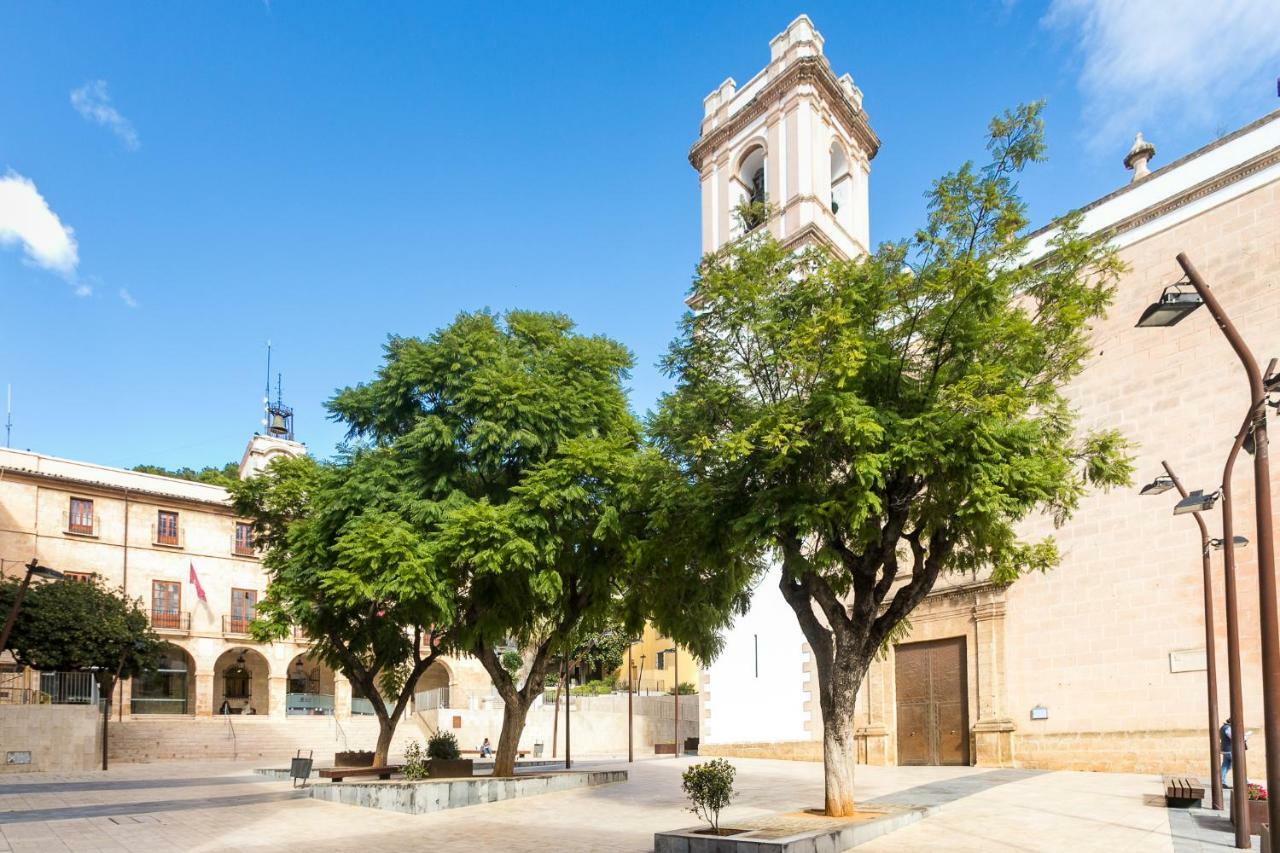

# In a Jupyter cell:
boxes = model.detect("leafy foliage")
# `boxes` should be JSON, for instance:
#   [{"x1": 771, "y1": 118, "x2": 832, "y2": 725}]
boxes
[
  {"x1": 426, "y1": 729, "x2": 461, "y2": 760},
  {"x1": 682, "y1": 759, "x2": 737, "y2": 833},
  {"x1": 402, "y1": 740, "x2": 430, "y2": 780},
  {"x1": 0, "y1": 575, "x2": 160, "y2": 686},
  {"x1": 501, "y1": 650, "x2": 523, "y2": 676},
  {"x1": 651, "y1": 102, "x2": 1132, "y2": 814},
  {"x1": 132, "y1": 462, "x2": 239, "y2": 487},
  {"x1": 670, "y1": 681, "x2": 697, "y2": 695}
]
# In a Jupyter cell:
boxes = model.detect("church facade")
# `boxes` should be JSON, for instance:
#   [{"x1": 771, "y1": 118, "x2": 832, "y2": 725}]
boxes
[{"x1": 697, "y1": 16, "x2": 1280, "y2": 775}]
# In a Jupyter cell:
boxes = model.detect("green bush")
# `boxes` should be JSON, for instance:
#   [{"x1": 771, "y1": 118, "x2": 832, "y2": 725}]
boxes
[
  {"x1": 402, "y1": 740, "x2": 429, "y2": 780},
  {"x1": 682, "y1": 758, "x2": 736, "y2": 833},
  {"x1": 670, "y1": 681, "x2": 697, "y2": 695},
  {"x1": 501, "y1": 649, "x2": 523, "y2": 675},
  {"x1": 569, "y1": 678, "x2": 614, "y2": 696},
  {"x1": 427, "y1": 729, "x2": 461, "y2": 760},
  {"x1": 544, "y1": 671, "x2": 561, "y2": 689}
]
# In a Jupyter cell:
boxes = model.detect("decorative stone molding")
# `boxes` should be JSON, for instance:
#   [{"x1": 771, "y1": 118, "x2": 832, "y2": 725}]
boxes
[{"x1": 690, "y1": 56, "x2": 879, "y2": 171}]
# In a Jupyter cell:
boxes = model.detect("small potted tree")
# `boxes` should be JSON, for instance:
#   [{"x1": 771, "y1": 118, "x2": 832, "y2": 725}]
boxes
[
  {"x1": 681, "y1": 758, "x2": 742, "y2": 837},
  {"x1": 425, "y1": 730, "x2": 472, "y2": 778}
]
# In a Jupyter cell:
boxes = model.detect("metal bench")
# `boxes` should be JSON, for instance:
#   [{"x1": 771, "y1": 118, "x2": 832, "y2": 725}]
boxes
[
  {"x1": 317, "y1": 764, "x2": 402, "y2": 782},
  {"x1": 1163, "y1": 775, "x2": 1205, "y2": 808}
]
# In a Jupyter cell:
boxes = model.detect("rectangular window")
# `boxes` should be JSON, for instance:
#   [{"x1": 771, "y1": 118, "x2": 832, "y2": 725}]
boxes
[
  {"x1": 152, "y1": 580, "x2": 182, "y2": 630},
  {"x1": 68, "y1": 498, "x2": 94, "y2": 534},
  {"x1": 230, "y1": 588, "x2": 258, "y2": 634},
  {"x1": 156, "y1": 511, "x2": 180, "y2": 546},
  {"x1": 64, "y1": 571, "x2": 94, "y2": 583},
  {"x1": 656, "y1": 651, "x2": 666, "y2": 671},
  {"x1": 234, "y1": 522, "x2": 254, "y2": 556}
]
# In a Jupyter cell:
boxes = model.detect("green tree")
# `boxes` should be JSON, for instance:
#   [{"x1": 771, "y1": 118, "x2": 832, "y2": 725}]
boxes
[
  {"x1": 0, "y1": 575, "x2": 161, "y2": 769},
  {"x1": 650, "y1": 103, "x2": 1131, "y2": 815},
  {"x1": 328, "y1": 310, "x2": 652, "y2": 776},
  {"x1": 230, "y1": 451, "x2": 453, "y2": 766},
  {"x1": 132, "y1": 462, "x2": 239, "y2": 487}
]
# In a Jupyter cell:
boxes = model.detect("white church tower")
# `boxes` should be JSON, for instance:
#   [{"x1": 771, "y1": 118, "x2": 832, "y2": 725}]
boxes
[{"x1": 689, "y1": 15, "x2": 878, "y2": 260}]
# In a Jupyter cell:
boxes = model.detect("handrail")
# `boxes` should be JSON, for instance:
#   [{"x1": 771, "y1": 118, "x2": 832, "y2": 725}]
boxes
[
  {"x1": 333, "y1": 715, "x2": 347, "y2": 750},
  {"x1": 225, "y1": 714, "x2": 237, "y2": 760}
]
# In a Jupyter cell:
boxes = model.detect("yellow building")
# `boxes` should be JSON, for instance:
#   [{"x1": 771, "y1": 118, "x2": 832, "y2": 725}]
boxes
[{"x1": 617, "y1": 625, "x2": 700, "y2": 695}]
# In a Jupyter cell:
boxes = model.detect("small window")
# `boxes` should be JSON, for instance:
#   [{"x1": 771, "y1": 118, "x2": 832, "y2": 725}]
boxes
[
  {"x1": 234, "y1": 522, "x2": 254, "y2": 556},
  {"x1": 68, "y1": 498, "x2": 94, "y2": 534},
  {"x1": 156, "y1": 511, "x2": 180, "y2": 546},
  {"x1": 64, "y1": 571, "x2": 94, "y2": 583},
  {"x1": 152, "y1": 580, "x2": 182, "y2": 629},
  {"x1": 656, "y1": 651, "x2": 666, "y2": 671}
]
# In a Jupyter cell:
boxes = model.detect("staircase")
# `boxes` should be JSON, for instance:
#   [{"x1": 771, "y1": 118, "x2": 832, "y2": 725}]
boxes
[{"x1": 107, "y1": 715, "x2": 426, "y2": 764}]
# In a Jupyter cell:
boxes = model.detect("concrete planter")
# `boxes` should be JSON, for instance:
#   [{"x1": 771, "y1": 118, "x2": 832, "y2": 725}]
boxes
[
  {"x1": 334, "y1": 751, "x2": 374, "y2": 768},
  {"x1": 427, "y1": 758, "x2": 473, "y2": 778},
  {"x1": 655, "y1": 805, "x2": 932, "y2": 853},
  {"x1": 310, "y1": 769, "x2": 626, "y2": 814}
]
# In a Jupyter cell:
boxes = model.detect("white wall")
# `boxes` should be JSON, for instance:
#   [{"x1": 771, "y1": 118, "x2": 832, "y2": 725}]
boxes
[{"x1": 704, "y1": 563, "x2": 812, "y2": 744}]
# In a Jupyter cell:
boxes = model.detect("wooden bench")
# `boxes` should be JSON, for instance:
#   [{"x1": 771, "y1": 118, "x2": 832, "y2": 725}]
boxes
[
  {"x1": 461, "y1": 749, "x2": 529, "y2": 758},
  {"x1": 1163, "y1": 775, "x2": 1205, "y2": 808},
  {"x1": 318, "y1": 764, "x2": 401, "y2": 782}
]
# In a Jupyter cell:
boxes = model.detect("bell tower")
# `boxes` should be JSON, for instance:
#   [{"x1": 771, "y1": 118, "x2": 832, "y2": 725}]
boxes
[
  {"x1": 690, "y1": 15, "x2": 879, "y2": 260},
  {"x1": 238, "y1": 346, "x2": 306, "y2": 480}
]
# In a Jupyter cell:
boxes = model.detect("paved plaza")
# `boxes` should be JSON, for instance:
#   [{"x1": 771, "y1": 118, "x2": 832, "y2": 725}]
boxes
[{"x1": 0, "y1": 756, "x2": 1262, "y2": 852}]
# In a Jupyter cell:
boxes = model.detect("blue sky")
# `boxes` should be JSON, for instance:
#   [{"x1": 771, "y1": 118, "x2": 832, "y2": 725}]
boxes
[{"x1": 3, "y1": 1, "x2": 1278, "y2": 470}]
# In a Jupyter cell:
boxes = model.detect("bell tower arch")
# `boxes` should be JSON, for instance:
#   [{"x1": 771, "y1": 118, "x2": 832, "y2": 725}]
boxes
[{"x1": 690, "y1": 15, "x2": 879, "y2": 260}]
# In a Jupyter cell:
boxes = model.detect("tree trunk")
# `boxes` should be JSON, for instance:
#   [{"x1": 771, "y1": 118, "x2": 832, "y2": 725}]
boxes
[
  {"x1": 373, "y1": 715, "x2": 396, "y2": 767},
  {"x1": 821, "y1": 689, "x2": 860, "y2": 816},
  {"x1": 492, "y1": 695, "x2": 533, "y2": 777}
]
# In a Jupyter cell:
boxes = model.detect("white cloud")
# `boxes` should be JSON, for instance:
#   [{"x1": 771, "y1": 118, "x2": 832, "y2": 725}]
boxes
[
  {"x1": 0, "y1": 171, "x2": 80, "y2": 279},
  {"x1": 70, "y1": 80, "x2": 140, "y2": 151},
  {"x1": 1046, "y1": 0, "x2": 1280, "y2": 150},
  {"x1": 119, "y1": 288, "x2": 137, "y2": 308}
]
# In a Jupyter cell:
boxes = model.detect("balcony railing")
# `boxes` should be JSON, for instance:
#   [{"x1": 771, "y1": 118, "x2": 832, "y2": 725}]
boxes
[
  {"x1": 39, "y1": 671, "x2": 99, "y2": 705},
  {"x1": 152, "y1": 523, "x2": 185, "y2": 548},
  {"x1": 63, "y1": 512, "x2": 99, "y2": 537},
  {"x1": 222, "y1": 615, "x2": 255, "y2": 635},
  {"x1": 232, "y1": 539, "x2": 256, "y2": 557},
  {"x1": 351, "y1": 696, "x2": 375, "y2": 716},
  {"x1": 413, "y1": 686, "x2": 452, "y2": 710},
  {"x1": 149, "y1": 610, "x2": 191, "y2": 632}
]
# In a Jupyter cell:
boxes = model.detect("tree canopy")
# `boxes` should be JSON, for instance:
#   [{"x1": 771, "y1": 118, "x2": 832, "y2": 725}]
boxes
[
  {"x1": 132, "y1": 462, "x2": 240, "y2": 487},
  {"x1": 650, "y1": 102, "x2": 1132, "y2": 815}
]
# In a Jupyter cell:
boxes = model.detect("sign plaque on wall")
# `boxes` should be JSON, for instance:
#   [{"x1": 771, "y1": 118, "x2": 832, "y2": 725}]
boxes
[{"x1": 1169, "y1": 648, "x2": 1207, "y2": 673}]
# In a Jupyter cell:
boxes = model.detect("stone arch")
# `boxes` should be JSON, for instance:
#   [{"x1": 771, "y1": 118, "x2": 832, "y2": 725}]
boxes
[
  {"x1": 285, "y1": 651, "x2": 337, "y2": 716},
  {"x1": 213, "y1": 646, "x2": 271, "y2": 715},
  {"x1": 411, "y1": 659, "x2": 455, "y2": 710},
  {"x1": 130, "y1": 642, "x2": 196, "y2": 715}
]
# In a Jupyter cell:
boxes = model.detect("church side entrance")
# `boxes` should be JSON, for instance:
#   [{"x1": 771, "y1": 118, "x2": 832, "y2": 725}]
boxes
[{"x1": 895, "y1": 636, "x2": 969, "y2": 766}]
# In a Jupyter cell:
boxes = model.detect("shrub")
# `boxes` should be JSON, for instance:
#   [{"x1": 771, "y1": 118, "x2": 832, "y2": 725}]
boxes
[
  {"x1": 544, "y1": 671, "x2": 561, "y2": 689},
  {"x1": 1248, "y1": 782, "x2": 1268, "y2": 801},
  {"x1": 402, "y1": 740, "x2": 429, "y2": 780},
  {"x1": 682, "y1": 758, "x2": 736, "y2": 833},
  {"x1": 427, "y1": 729, "x2": 461, "y2": 760},
  {"x1": 670, "y1": 681, "x2": 697, "y2": 695},
  {"x1": 570, "y1": 678, "x2": 614, "y2": 696},
  {"x1": 501, "y1": 649, "x2": 523, "y2": 675}
]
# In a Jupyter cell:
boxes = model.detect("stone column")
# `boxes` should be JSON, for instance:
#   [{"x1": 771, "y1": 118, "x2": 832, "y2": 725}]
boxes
[
  {"x1": 268, "y1": 676, "x2": 287, "y2": 719},
  {"x1": 971, "y1": 594, "x2": 1015, "y2": 766},
  {"x1": 855, "y1": 656, "x2": 890, "y2": 765},
  {"x1": 117, "y1": 677, "x2": 133, "y2": 720},
  {"x1": 195, "y1": 673, "x2": 214, "y2": 717},
  {"x1": 334, "y1": 674, "x2": 352, "y2": 720}
]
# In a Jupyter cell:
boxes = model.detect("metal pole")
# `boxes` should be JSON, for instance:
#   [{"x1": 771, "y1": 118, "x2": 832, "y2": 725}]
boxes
[
  {"x1": 564, "y1": 657, "x2": 571, "y2": 770},
  {"x1": 674, "y1": 647, "x2": 680, "y2": 758},
  {"x1": 0, "y1": 565, "x2": 36, "y2": 655},
  {"x1": 1163, "y1": 461, "x2": 1223, "y2": 811},
  {"x1": 1220, "y1": 412, "x2": 1253, "y2": 845},
  {"x1": 627, "y1": 644, "x2": 634, "y2": 763},
  {"x1": 1179, "y1": 253, "x2": 1279, "y2": 840}
]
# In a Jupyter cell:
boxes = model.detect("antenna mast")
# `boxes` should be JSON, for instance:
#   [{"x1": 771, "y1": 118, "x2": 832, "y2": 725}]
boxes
[{"x1": 4, "y1": 384, "x2": 11, "y2": 448}]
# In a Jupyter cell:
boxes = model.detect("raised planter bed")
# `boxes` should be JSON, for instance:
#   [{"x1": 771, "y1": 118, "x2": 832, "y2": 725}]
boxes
[
  {"x1": 1231, "y1": 798, "x2": 1269, "y2": 835},
  {"x1": 310, "y1": 769, "x2": 627, "y2": 814},
  {"x1": 334, "y1": 750, "x2": 375, "y2": 768},
  {"x1": 655, "y1": 805, "x2": 932, "y2": 853},
  {"x1": 427, "y1": 758, "x2": 473, "y2": 778}
]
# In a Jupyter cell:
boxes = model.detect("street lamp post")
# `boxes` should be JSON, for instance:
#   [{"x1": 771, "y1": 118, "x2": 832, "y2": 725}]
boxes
[
  {"x1": 664, "y1": 646, "x2": 679, "y2": 758},
  {"x1": 1139, "y1": 252, "x2": 1280, "y2": 842},
  {"x1": 1142, "y1": 463, "x2": 1223, "y2": 811},
  {"x1": 627, "y1": 643, "x2": 634, "y2": 763},
  {"x1": 0, "y1": 559, "x2": 65, "y2": 654}
]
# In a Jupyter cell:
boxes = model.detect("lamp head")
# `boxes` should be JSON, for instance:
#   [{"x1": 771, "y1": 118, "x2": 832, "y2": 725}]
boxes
[
  {"x1": 24, "y1": 560, "x2": 64, "y2": 581},
  {"x1": 1173, "y1": 489, "x2": 1218, "y2": 515},
  {"x1": 1139, "y1": 476, "x2": 1175, "y2": 496},
  {"x1": 1136, "y1": 282, "x2": 1203, "y2": 328},
  {"x1": 1210, "y1": 535, "x2": 1249, "y2": 550}
]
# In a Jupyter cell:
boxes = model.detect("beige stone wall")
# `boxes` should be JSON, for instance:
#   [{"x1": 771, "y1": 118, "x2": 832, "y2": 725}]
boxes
[
  {"x1": 0, "y1": 705, "x2": 100, "y2": 773},
  {"x1": 1004, "y1": 176, "x2": 1280, "y2": 776}
]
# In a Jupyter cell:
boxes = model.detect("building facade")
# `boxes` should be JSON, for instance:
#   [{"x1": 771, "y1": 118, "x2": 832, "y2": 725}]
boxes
[
  {"x1": 0, "y1": 434, "x2": 486, "y2": 722},
  {"x1": 698, "y1": 16, "x2": 1280, "y2": 775}
]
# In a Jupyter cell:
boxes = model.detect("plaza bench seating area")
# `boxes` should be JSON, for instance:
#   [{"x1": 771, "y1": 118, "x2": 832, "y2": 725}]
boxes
[
  {"x1": 318, "y1": 764, "x2": 402, "y2": 782},
  {"x1": 1163, "y1": 775, "x2": 1205, "y2": 808}
]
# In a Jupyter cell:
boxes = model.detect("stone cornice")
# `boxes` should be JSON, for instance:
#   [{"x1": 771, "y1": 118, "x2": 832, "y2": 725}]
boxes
[
  {"x1": 0, "y1": 465, "x2": 234, "y2": 513},
  {"x1": 689, "y1": 56, "x2": 880, "y2": 171}
]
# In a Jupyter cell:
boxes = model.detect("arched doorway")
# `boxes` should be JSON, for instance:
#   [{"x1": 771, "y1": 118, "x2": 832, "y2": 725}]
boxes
[
  {"x1": 214, "y1": 647, "x2": 270, "y2": 715},
  {"x1": 285, "y1": 652, "x2": 337, "y2": 716},
  {"x1": 411, "y1": 660, "x2": 453, "y2": 710},
  {"x1": 131, "y1": 643, "x2": 196, "y2": 715}
]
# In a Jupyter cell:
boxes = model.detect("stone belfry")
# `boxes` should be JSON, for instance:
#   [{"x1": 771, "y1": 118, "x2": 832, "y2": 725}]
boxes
[{"x1": 690, "y1": 15, "x2": 879, "y2": 260}]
